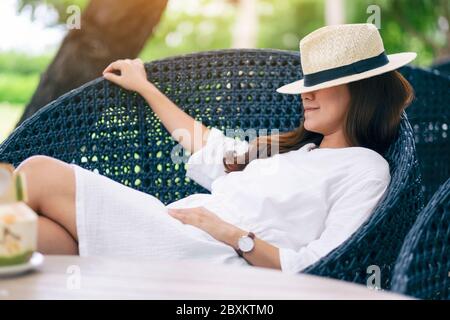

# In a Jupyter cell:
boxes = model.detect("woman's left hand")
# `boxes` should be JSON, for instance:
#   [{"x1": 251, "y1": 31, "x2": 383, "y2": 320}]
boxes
[{"x1": 168, "y1": 207, "x2": 241, "y2": 246}]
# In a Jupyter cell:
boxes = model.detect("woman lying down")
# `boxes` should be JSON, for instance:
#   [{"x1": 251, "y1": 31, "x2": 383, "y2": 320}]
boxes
[{"x1": 13, "y1": 24, "x2": 416, "y2": 274}]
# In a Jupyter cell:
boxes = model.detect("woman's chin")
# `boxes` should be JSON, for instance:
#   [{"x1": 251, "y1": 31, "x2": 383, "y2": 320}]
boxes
[
  {"x1": 303, "y1": 122, "x2": 324, "y2": 135},
  {"x1": 303, "y1": 121, "x2": 316, "y2": 132}
]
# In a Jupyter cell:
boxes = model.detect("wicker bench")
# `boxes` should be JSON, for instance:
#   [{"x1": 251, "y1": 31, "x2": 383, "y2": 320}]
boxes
[{"x1": 392, "y1": 177, "x2": 450, "y2": 299}]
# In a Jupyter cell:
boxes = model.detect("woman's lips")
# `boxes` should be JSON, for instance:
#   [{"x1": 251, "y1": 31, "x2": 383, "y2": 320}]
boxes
[{"x1": 304, "y1": 108, "x2": 319, "y2": 113}]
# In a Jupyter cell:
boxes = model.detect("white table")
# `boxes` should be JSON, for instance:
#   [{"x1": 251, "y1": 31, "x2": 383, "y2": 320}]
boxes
[{"x1": 0, "y1": 255, "x2": 410, "y2": 300}]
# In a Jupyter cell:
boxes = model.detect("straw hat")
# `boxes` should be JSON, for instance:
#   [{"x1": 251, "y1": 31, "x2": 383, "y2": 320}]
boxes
[{"x1": 276, "y1": 23, "x2": 417, "y2": 94}]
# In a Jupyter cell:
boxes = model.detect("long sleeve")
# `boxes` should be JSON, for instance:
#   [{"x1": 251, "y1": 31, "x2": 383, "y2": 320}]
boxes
[
  {"x1": 185, "y1": 127, "x2": 249, "y2": 191},
  {"x1": 278, "y1": 175, "x2": 390, "y2": 274}
]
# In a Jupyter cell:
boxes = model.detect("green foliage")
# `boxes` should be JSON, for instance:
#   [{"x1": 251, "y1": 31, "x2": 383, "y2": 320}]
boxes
[
  {"x1": 12, "y1": 0, "x2": 447, "y2": 65},
  {"x1": 0, "y1": 51, "x2": 53, "y2": 75},
  {"x1": 346, "y1": 0, "x2": 449, "y2": 65},
  {"x1": 0, "y1": 73, "x2": 39, "y2": 105},
  {"x1": 258, "y1": 0, "x2": 325, "y2": 50},
  {"x1": 0, "y1": 103, "x2": 24, "y2": 143},
  {"x1": 140, "y1": 1, "x2": 235, "y2": 61},
  {"x1": 0, "y1": 52, "x2": 48, "y2": 104}
]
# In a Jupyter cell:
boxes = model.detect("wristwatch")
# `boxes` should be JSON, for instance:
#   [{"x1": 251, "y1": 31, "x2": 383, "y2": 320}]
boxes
[{"x1": 235, "y1": 231, "x2": 255, "y2": 257}]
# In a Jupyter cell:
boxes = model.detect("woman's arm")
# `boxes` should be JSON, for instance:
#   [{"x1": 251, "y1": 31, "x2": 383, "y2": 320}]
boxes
[
  {"x1": 168, "y1": 207, "x2": 281, "y2": 270},
  {"x1": 223, "y1": 226, "x2": 282, "y2": 270},
  {"x1": 103, "y1": 58, "x2": 210, "y2": 154}
]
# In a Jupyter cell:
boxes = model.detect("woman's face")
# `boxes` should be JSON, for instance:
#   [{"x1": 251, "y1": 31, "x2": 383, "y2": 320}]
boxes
[{"x1": 301, "y1": 84, "x2": 351, "y2": 135}]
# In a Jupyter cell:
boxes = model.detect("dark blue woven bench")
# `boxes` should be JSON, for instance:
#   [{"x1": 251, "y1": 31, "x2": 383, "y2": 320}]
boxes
[
  {"x1": 399, "y1": 66, "x2": 450, "y2": 202},
  {"x1": 391, "y1": 177, "x2": 450, "y2": 299},
  {"x1": 0, "y1": 49, "x2": 424, "y2": 288}
]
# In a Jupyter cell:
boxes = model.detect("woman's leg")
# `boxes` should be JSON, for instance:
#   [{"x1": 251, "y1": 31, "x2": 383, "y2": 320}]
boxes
[
  {"x1": 14, "y1": 155, "x2": 78, "y2": 255},
  {"x1": 38, "y1": 216, "x2": 78, "y2": 254}
]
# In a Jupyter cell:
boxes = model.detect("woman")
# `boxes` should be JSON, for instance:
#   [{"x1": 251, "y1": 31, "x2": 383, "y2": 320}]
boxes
[{"x1": 13, "y1": 24, "x2": 416, "y2": 274}]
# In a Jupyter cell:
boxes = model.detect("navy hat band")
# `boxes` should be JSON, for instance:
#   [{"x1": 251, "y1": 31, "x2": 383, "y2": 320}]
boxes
[{"x1": 303, "y1": 51, "x2": 389, "y2": 87}]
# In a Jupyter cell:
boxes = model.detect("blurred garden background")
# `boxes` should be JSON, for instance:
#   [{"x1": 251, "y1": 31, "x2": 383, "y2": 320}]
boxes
[{"x1": 0, "y1": 0, "x2": 448, "y2": 143}]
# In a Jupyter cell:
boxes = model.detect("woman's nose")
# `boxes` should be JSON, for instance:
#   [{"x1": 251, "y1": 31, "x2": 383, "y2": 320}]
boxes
[{"x1": 301, "y1": 91, "x2": 314, "y2": 101}]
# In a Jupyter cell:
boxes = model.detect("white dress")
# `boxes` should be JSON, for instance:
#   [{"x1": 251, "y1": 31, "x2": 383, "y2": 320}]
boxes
[{"x1": 71, "y1": 127, "x2": 391, "y2": 274}]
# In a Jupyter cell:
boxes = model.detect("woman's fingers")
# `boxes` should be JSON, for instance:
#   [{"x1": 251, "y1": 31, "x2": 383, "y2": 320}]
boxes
[
  {"x1": 168, "y1": 207, "x2": 209, "y2": 226},
  {"x1": 103, "y1": 62, "x2": 116, "y2": 74},
  {"x1": 168, "y1": 209, "x2": 189, "y2": 224},
  {"x1": 102, "y1": 58, "x2": 148, "y2": 92},
  {"x1": 102, "y1": 60, "x2": 127, "y2": 85},
  {"x1": 103, "y1": 58, "x2": 143, "y2": 75},
  {"x1": 103, "y1": 60, "x2": 125, "y2": 74},
  {"x1": 103, "y1": 72, "x2": 121, "y2": 83}
]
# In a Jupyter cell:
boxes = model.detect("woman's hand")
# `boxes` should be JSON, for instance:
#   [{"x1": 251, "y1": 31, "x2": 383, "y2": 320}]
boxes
[
  {"x1": 168, "y1": 207, "x2": 244, "y2": 246},
  {"x1": 102, "y1": 58, "x2": 151, "y2": 94},
  {"x1": 169, "y1": 206, "x2": 282, "y2": 270}
]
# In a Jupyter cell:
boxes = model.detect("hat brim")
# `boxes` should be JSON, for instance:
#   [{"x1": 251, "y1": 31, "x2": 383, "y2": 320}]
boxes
[{"x1": 276, "y1": 52, "x2": 417, "y2": 94}]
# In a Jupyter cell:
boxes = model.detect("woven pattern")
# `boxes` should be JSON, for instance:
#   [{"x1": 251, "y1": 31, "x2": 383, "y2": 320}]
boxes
[
  {"x1": 300, "y1": 24, "x2": 384, "y2": 74},
  {"x1": 0, "y1": 49, "x2": 423, "y2": 287},
  {"x1": 391, "y1": 178, "x2": 450, "y2": 299},
  {"x1": 399, "y1": 66, "x2": 450, "y2": 202}
]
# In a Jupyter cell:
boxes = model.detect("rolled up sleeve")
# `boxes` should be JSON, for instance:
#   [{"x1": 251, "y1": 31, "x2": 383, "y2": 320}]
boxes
[
  {"x1": 279, "y1": 177, "x2": 390, "y2": 274},
  {"x1": 185, "y1": 127, "x2": 249, "y2": 191}
]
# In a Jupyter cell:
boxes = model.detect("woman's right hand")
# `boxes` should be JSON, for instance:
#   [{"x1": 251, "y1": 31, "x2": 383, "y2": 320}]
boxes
[{"x1": 102, "y1": 58, "x2": 152, "y2": 94}]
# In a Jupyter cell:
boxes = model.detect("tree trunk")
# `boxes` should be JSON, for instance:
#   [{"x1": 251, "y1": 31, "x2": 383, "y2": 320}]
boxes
[{"x1": 16, "y1": 0, "x2": 168, "y2": 127}]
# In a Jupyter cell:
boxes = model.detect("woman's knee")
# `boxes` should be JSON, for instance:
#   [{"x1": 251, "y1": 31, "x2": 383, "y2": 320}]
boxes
[
  {"x1": 15, "y1": 155, "x2": 75, "y2": 212},
  {"x1": 15, "y1": 155, "x2": 78, "y2": 240},
  {"x1": 16, "y1": 155, "x2": 68, "y2": 194},
  {"x1": 16, "y1": 155, "x2": 58, "y2": 174},
  {"x1": 16, "y1": 155, "x2": 73, "y2": 179},
  {"x1": 15, "y1": 156, "x2": 55, "y2": 210}
]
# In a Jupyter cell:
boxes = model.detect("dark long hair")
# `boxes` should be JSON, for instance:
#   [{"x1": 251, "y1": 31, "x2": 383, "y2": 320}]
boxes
[{"x1": 223, "y1": 70, "x2": 414, "y2": 173}]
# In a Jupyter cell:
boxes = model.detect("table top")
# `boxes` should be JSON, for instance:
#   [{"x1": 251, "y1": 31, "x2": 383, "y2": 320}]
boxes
[{"x1": 0, "y1": 255, "x2": 411, "y2": 300}]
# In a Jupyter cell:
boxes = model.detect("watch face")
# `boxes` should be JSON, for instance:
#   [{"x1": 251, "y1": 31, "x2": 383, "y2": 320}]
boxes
[{"x1": 238, "y1": 236, "x2": 254, "y2": 252}]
